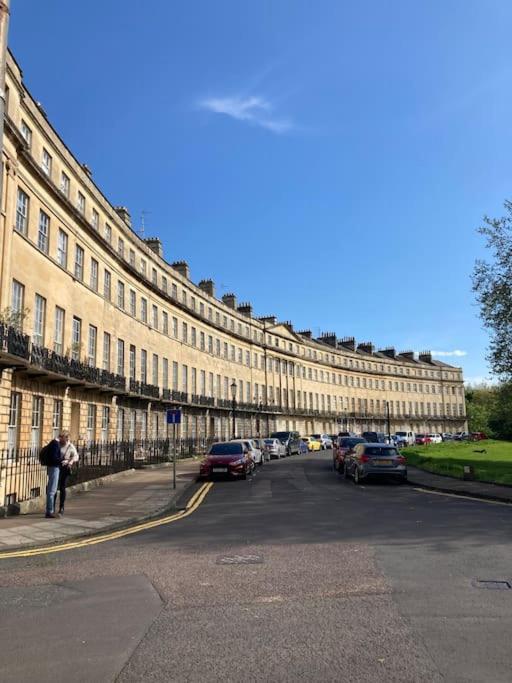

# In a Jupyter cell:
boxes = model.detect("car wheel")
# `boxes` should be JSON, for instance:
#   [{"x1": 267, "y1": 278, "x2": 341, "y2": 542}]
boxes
[
  {"x1": 240, "y1": 471, "x2": 247, "y2": 480},
  {"x1": 341, "y1": 463, "x2": 348, "y2": 479},
  {"x1": 354, "y1": 468, "x2": 361, "y2": 485}
]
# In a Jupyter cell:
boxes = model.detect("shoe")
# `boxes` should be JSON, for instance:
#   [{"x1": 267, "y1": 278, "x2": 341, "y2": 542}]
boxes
[
  {"x1": 58, "y1": 509, "x2": 64, "y2": 516},
  {"x1": 45, "y1": 513, "x2": 56, "y2": 519}
]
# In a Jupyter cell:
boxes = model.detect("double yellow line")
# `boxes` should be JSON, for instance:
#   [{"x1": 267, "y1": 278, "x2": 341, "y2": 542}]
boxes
[{"x1": 0, "y1": 482, "x2": 214, "y2": 560}]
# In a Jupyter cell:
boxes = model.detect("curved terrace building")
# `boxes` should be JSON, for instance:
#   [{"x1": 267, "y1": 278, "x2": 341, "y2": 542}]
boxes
[{"x1": 0, "y1": 51, "x2": 466, "y2": 459}]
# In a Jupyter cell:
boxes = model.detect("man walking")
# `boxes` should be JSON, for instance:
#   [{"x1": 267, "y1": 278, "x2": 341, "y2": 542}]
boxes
[
  {"x1": 54, "y1": 431, "x2": 78, "y2": 515},
  {"x1": 44, "y1": 433, "x2": 65, "y2": 518}
]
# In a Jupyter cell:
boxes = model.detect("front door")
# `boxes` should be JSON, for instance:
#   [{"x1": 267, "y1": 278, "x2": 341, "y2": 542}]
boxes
[{"x1": 70, "y1": 402, "x2": 80, "y2": 442}]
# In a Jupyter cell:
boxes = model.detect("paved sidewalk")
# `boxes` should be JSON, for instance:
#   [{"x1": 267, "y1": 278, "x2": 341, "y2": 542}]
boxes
[
  {"x1": 0, "y1": 458, "x2": 200, "y2": 550},
  {"x1": 408, "y1": 465, "x2": 512, "y2": 503}
]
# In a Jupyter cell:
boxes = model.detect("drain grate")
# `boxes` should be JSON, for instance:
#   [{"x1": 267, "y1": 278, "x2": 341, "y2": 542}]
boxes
[
  {"x1": 473, "y1": 579, "x2": 511, "y2": 590},
  {"x1": 217, "y1": 554, "x2": 264, "y2": 565}
]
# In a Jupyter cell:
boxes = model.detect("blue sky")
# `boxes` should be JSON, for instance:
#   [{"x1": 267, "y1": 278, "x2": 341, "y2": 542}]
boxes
[{"x1": 10, "y1": 1, "x2": 512, "y2": 384}]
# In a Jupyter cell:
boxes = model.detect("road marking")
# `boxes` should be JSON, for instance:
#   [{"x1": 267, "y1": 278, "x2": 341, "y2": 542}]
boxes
[
  {"x1": 413, "y1": 487, "x2": 512, "y2": 507},
  {"x1": 0, "y1": 482, "x2": 214, "y2": 560}
]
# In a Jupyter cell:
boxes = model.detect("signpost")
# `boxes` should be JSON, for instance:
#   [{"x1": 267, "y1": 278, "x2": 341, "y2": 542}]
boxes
[{"x1": 166, "y1": 408, "x2": 182, "y2": 489}]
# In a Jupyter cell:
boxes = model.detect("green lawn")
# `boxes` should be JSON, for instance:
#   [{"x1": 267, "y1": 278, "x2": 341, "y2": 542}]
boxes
[{"x1": 402, "y1": 440, "x2": 512, "y2": 485}]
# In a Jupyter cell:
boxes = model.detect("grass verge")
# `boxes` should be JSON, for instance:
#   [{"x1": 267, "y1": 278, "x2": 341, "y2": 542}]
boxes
[{"x1": 402, "y1": 440, "x2": 512, "y2": 486}]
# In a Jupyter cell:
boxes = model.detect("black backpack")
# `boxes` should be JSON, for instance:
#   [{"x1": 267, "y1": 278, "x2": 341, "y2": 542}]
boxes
[{"x1": 39, "y1": 442, "x2": 51, "y2": 466}]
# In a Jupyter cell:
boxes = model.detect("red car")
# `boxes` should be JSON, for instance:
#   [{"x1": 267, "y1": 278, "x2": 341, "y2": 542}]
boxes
[
  {"x1": 470, "y1": 432, "x2": 487, "y2": 441},
  {"x1": 200, "y1": 441, "x2": 254, "y2": 480},
  {"x1": 333, "y1": 437, "x2": 365, "y2": 473},
  {"x1": 415, "y1": 434, "x2": 432, "y2": 445}
]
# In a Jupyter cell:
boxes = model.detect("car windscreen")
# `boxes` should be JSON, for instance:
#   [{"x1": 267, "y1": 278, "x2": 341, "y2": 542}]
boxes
[
  {"x1": 365, "y1": 447, "x2": 398, "y2": 457},
  {"x1": 209, "y1": 443, "x2": 243, "y2": 455},
  {"x1": 395, "y1": 432, "x2": 407, "y2": 437},
  {"x1": 341, "y1": 438, "x2": 365, "y2": 448},
  {"x1": 271, "y1": 432, "x2": 290, "y2": 439},
  {"x1": 263, "y1": 439, "x2": 276, "y2": 445},
  {"x1": 311, "y1": 434, "x2": 321, "y2": 439},
  {"x1": 416, "y1": 434, "x2": 425, "y2": 438}
]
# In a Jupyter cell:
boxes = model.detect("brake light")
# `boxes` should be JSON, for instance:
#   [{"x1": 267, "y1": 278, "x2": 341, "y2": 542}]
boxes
[
  {"x1": 359, "y1": 454, "x2": 370, "y2": 463},
  {"x1": 397, "y1": 455, "x2": 406, "y2": 465}
]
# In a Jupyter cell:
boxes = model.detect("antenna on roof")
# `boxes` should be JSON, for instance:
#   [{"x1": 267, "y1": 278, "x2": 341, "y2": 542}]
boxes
[{"x1": 139, "y1": 210, "x2": 151, "y2": 238}]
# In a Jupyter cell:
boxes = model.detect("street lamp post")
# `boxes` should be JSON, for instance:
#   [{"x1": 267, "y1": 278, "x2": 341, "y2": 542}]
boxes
[
  {"x1": 230, "y1": 380, "x2": 237, "y2": 440},
  {"x1": 386, "y1": 401, "x2": 391, "y2": 443}
]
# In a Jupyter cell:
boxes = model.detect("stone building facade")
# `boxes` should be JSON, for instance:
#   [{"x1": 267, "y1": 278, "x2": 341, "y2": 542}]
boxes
[{"x1": 0, "y1": 50, "x2": 466, "y2": 458}]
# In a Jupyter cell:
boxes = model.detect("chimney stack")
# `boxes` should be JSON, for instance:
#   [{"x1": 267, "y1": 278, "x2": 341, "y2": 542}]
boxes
[
  {"x1": 114, "y1": 206, "x2": 131, "y2": 227},
  {"x1": 198, "y1": 279, "x2": 215, "y2": 297},
  {"x1": 222, "y1": 293, "x2": 237, "y2": 309},
  {"x1": 419, "y1": 351, "x2": 432, "y2": 363},
  {"x1": 357, "y1": 341, "x2": 374, "y2": 355},
  {"x1": 237, "y1": 302, "x2": 253, "y2": 318},
  {"x1": 144, "y1": 237, "x2": 163, "y2": 258},
  {"x1": 171, "y1": 260, "x2": 190, "y2": 279},
  {"x1": 320, "y1": 332, "x2": 337, "y2": 347},
  {"x1": 258, "y1": 315, "x2": 277, "y2": 325},
  {"x1": 380, "y1": 347, "x2": 396, "y2": 359},
  {"x1": 340, "y1": 337, "x2": 356, "y2": 352},
  {"x1": 399, "y1": 350, "x2": 416, "y2": 361}
]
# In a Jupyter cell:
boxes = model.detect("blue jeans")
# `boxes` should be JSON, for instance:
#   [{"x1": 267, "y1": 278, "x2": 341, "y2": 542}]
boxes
[{"x1": 46, "y1": 466, "x2": 60, "y2": 514}]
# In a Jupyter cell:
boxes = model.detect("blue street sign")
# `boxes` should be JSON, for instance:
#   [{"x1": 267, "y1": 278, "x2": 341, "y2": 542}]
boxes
[{"x1": 166, "y1": 409, "x2": 182, "y2": 424}]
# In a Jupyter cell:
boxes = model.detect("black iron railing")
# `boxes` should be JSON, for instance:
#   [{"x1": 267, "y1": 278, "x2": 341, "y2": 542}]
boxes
[{"x1": 0, "y1": 437, "x2": 215, "y2": 515}]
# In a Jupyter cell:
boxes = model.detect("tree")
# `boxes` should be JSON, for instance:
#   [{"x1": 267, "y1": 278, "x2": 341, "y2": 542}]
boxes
[
  {"x1": 488, "y1": 382, "x2": 512, "y2": 440},
  {"x1": 465, "y1": 383, "x2": 497, "y2": 436},
  {"x1": 473, "y1": 200, "x2": 512, "y2": 378}
]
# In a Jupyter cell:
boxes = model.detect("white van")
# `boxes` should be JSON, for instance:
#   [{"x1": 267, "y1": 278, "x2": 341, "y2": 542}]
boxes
[{"x1": 395, "y1": 431, "x2": 415, "y2": 446}]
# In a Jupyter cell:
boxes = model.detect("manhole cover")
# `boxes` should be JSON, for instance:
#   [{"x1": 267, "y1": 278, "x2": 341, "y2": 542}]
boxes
[
  {"x1": 473, "y1": 579, "x2": 511, "y2": 590},
  {"x1": 217, "y1": 554, "x2": 264, "y2": 565}
]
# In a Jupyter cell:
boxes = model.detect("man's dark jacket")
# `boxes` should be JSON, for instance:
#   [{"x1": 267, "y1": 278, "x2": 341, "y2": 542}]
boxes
[{"x1": 45, "y1": 440, "x2": 62, "y2": 467}]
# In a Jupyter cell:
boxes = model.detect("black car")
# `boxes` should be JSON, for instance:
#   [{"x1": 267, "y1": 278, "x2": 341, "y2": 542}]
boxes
[
  {"x1": 270, "y1": 431, "x2": 301, "y2": 455},
  {"x1": 362, "y1": 431, "x2": 387, "y2": 443}
]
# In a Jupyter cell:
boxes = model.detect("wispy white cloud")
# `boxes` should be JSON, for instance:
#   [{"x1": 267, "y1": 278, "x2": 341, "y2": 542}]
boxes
[
  {"x1": 198, "y1": 95, "x2": 293, "y2": 134},
  {"x1": 431, "y1": 350, "x2": 468, "y2": 358}
]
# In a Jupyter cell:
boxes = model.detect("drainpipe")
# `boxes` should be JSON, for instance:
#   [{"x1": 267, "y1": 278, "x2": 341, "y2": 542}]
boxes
[{"x1": 0, "y1": 0, "x2": 10, "y2": 212}]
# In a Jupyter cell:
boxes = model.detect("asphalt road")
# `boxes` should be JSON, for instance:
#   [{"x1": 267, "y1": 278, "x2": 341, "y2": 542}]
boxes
[{"x1": 1, "y1": 451, "x2": 512, "y2": 682}]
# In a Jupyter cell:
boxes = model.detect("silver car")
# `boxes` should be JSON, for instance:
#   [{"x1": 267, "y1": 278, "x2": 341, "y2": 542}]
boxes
[
  {"x1": 342, "y1": 443, "x2": 407, "y2": 484},
  {"x1": 251, "y1": 438, "x2": 272, "y2": 462},
  {"x1": 262, "y1": 438, "x2": 286, "y2": 459},
  {"x1": 230, "y1": 439, "x2": 263, "y2": 466}
]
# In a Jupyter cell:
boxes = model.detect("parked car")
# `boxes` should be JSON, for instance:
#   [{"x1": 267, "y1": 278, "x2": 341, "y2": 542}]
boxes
[
  {"x1": 302, "y1": 436, "x2": 322, "y2": 452},
  {"x1": 427, "y1": 433, "x2": 442, "y2": 444},
  {"x1": 263, "y1": 437, "x2": 286, "y2": 459},
  {"x1": 251, "y1": 438, "x2": 271, "y2": 462},
  {"x1": 415, "y1": 434, "x2": 431, "y2": 445},
  {"x1": 270, "y1": 431, "x2": 302, "y2": 455},
  {"x1": 333, "y1": 436, "x2": 366, "y2": 472},
  {"x1": 200, "y1": 441, "x2": 255, "y2": 480},
  {"x1": 311, "y1": 433, "x2": 333, "y2": 449},
  {"x1": 342, "y1": 443, "x2": 407, "y2": 484},
  {"x1": 362, "y1": 431, "x2": 387, "y2": 444},
  {"x1": 230, "y1": 438, "x2": 263, "y2": 465},
  {"x1": 395, "y1": 431, "x2": 415, "y2": 446},
  {"x1": 453, "y1": 432, "x2": 470, "y2": 441},
  {"x1": 441, "y1": 433, "x2": 454, "y2": 441},
  {"x1": 470, "y1": 432, "x2": 487, "y2": 441}
]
